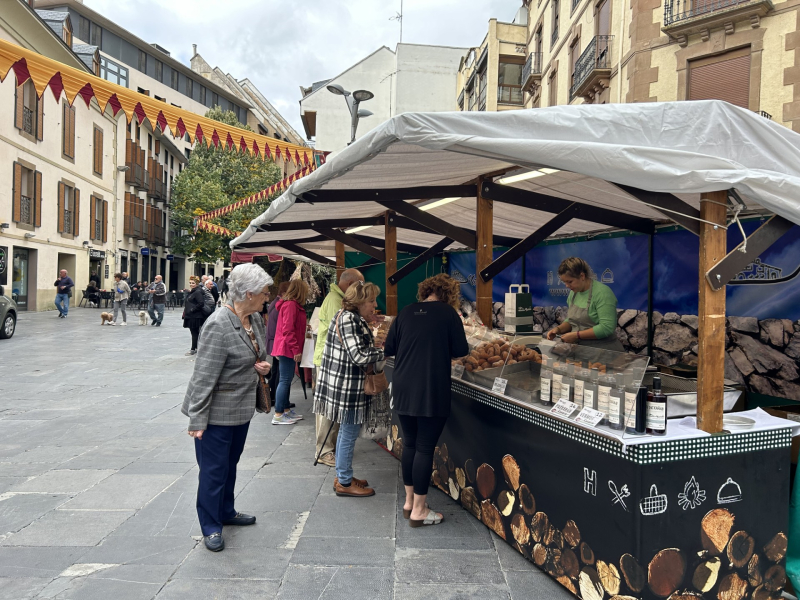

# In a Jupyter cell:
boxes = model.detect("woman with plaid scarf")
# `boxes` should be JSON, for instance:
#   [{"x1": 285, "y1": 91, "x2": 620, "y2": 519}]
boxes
[{"x1": 313, "y1": 282, "x2": 386, "y2": 497}]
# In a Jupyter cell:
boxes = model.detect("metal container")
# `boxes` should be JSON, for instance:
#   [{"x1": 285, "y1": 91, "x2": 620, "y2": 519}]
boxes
[
  {"x1": 463, "y1": 361, "x2": 542, "y2": 405},
  {"x1": 641, "y1": 372, "x2": 742, "y2": 418}
]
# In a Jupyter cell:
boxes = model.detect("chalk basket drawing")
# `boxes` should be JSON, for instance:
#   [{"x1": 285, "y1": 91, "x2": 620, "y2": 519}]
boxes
[
  {"x1": 640, "y1": 484, "x2": 668, "y2": 515},
  {"x1": 678, "y1": 476, "x2": 706, "y2": 510},
  {"x1": 717, "y1": 477, "x2": 743, "y2": 504}
]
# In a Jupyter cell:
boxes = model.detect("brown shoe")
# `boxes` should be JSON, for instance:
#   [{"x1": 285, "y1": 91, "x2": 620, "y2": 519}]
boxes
[
  {"x1": 318, "y1": 452, "x2": 336, "y2": 467},
  {"x1": 334, "y1": 476, "x2": 369, "y2": 489},
  {"x1": 334, "y1": 480, "x2": 375, "y2": 497}
]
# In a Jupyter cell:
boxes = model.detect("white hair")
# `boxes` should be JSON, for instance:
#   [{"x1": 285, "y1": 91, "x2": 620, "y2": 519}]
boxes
[{"x1": 227, "y1": 263, "x2": 273, "y2": 302}]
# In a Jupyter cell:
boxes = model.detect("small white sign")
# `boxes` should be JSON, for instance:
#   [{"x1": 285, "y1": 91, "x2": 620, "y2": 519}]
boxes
[
  {"x1": 451, "y1": 363, "x2": 465, "y2": 379},
  {"x1": 575, "y1": 407, "x2": 605, "y2": 427},
  {"x1": 551, "y1": 399, "x2": 579, "y2": 418},
  {"x1": 492, "y1": 377, "x2": 508, "y2": 394}
]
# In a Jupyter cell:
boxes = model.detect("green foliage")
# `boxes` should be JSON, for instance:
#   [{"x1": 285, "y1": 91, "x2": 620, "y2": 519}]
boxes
[{"x1": 170, "y1": 107, "x2": 281, "y2": 264}]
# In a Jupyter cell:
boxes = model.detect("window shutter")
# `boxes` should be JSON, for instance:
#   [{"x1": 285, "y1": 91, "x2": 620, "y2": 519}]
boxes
[
  {"x1": 69, "y1": 106, "x2": 76, "y2": 158},
  {"x1": 36, "y1": 94, "x2": 44, "y2": 141},
  {"x1": 14, "y1": 86, "x2": 24, "y2": 130},
  {"x1": 34, "y1": 170, "x2": 42, "y2": 227},
  {"x1": 57, "y1": 182, "x2": 65, "y2": 232},
  {"x1": 102, "y1": 200, "x2": 108, "y2": 243},
  {"x1": 89, "y1": 194, "x2": 96, "y2": 239},
  {"x1": 94, "y1": 128, "x2": 103, "y2": 175},
  {"x1": 73, "y1": 188, "x2": 80, "y2": 236},
  {"x1": 12, "y1": 162, "x2": 22, "y2": 223},
  {"x1": 62, "y1": 103, "x2": 68, "y2": 156},
  {"x1": 689, "y1": 49, "x2": 751, "y2": 109}
]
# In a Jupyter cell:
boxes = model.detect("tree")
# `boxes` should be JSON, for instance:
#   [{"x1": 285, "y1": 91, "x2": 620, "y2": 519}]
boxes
[{"x1": 169, "y1": 107, "x2": 282, "y2": 264}]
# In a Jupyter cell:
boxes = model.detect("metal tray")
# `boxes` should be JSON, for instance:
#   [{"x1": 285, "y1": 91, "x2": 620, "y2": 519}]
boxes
[
  {"x1": 642, "y1": 372, "x2": 742, "y2": 418},
  {"x1": 463, "y1": 361, "x2": 542, "y2": 405}
]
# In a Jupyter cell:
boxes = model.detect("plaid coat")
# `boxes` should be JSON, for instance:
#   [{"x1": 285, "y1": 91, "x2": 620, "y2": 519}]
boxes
[{"x1": 313, "y1": 309, "x2": 384, "y2": 425}]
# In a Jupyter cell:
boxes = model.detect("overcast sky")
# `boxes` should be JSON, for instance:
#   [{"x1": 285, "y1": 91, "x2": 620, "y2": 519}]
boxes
[{"x1": 83, "y1": 0, "x2": 522, "y2": 141}]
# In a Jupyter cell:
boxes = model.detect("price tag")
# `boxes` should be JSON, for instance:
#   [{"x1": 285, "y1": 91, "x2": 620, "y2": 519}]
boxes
[
  {"x1": 551, "y1": 399, "x2": 579, "y2": 418},
  {"x1": 492, "y1": 377, "x2": 508, "y2": 395},
  {"x1": 575, "y1": 407, "x2": 605, "y2": 427},
  {"x1": 451, "y1": 363, "x2": 465, "y2": 379}
]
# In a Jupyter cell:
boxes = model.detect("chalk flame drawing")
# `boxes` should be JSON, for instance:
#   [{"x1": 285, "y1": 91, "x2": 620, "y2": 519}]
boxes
[{"x1": 678, "y1": 476, "x2": 706, "y2": 510}]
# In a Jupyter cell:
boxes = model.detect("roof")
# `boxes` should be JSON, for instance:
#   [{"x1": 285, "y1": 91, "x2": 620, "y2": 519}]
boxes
[
  {"x1": 9, "y1": 1, "x2": 90, "y2": 73},
  {"x1": 299, "y1": 46, "x2": 394, "y2": 103},
  {"x1": 230, "y1": 101, "x2": 800, "y2": 257},
  {"x1": 71, "y1": 43, "x2": 98, "y2": 71},
  {"x1": 34, "y1": 9, "x2": 69, "y2": 22}
]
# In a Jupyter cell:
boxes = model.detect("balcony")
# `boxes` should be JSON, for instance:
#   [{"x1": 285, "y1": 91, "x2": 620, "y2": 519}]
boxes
[
  {"x1": 23, "y1": 106, "x2": 33, "y2": 135},
  {"x1": 522, "y1": 52, "x2": 543, "y2": 93},
  {"x1": 663, "y1": 0, "x2": 772, "y2": 43},
  {"x1": 498, "y1": 85, "x2": 524, "y2": 105},
  {"x1": 551, "y1": 28, "x2": 559, "y2": 48},
  {"x1": 147, "y1": 158, "x2": 165, "y2": 201},
  {"x1": 124, "y1": 215, "x2": 145, "y2": 239},
  {"x1": 569, "y1": 36, "x2": 613, "y2": 103},
  {"x1": 125, "y1": 140, "x2": 146, "y2": 189},
  {"x1": 20, "y1": 195, "x2": 32, "y2": 224}
]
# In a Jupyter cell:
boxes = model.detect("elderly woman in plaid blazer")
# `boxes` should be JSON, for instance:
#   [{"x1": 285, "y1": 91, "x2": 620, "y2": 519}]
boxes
[
  {"x1": 182, "y1": 263, "x2": 273, "y2": 552},
  {"x1": 313, "y1": 282, "x2": 386, "y2": 498}
]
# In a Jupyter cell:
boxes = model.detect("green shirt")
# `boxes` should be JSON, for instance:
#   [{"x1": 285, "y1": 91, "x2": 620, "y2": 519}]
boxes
[
  {"x1": 564, "y1": 280, "x2": 618, "y2": 339},
  {"x1": 314, "y1": 284, "x2": 345, "y2": 366}
]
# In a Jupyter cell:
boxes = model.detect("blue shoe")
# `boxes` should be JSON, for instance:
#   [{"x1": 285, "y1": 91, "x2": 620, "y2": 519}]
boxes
[
  {"x1": 287, "y1": 409, "x2": 303, "y2": 421},
  {"x1": 222, "y1": 512, "x2": 256, "y2": 526},
  {"x1": 204, "y1": 532, "x2": 224, "y2": 552}
]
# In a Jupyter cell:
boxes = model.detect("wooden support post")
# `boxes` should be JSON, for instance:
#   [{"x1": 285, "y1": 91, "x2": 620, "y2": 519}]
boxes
[
  {"x1": 335, "y1": 241, "x2": 345, "y2": 281},
  {"x1": 385, "y1": 211, "x2": 398, "y2": 316},
  {"x1": 696, "y1": 191, "x2": 727, "y2": 434},
  {"x1": 476, "y1": 177, "x2": 494, "y2": 328}
]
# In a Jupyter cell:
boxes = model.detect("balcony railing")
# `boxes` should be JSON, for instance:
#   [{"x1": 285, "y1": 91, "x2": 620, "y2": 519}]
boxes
[
  {"x1": 63, "y1": 209, "x2": 72, "y2": 235},
  {"x1": 569, "y1": 36, "x2": 613, "y2": 101},
  {"x1": 664, "y1": 0, "x2": 759, "y2": 26},
  {"x1": 522, "y1": 52, "x2": 543, "y2": 92},
  {"x1": 22, "y1": 106, "x2": 33, "y2": 135},
  {"x1": 94, "y1": 219, "x2": 102, "y2": 241},
  {"x1": 758, "y1": 110, "x2": 772, "y2": 120},
  {"x1": 124, "y1": 214, "x2": 145, "y2": 239},
  {"x1": 20, "y1": 195, "x2": 32, "y2": 224},
  {"x1": 498, "y1": 85, "x2": 524, "y2": 105},
  {"x1": 551, "y1": 28, "x2": 559, "y2": 48}
]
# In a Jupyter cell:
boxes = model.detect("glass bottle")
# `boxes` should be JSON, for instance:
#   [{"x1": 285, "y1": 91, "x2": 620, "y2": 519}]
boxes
[
  {"x1": 540, "y1": 357, "x2": 553, "y2": 407},
  {"x1": 574, "y1": 363, "x2": 587, "y2": 408},
  {"x1": 597, "y1": 369, "x2": 615, "y2": 426},
  {"x1": 583, "y1": 368, "x2": 599, "y2": 410},
  {"x1": 559, "y1": 363, "x2": 575, "y2": 403},
  {"x1": 608, "y1": 372, "x2": 626, "y2": 431},
  {"x1": 552, "y1": 362, "x2": 563, "y2": 402},
  {"x1": 624, "y1": 369, "x2": 640, "y2": 434},
  {"x1": 646, "y1": 376, "x2": 668, "y2": 436}
]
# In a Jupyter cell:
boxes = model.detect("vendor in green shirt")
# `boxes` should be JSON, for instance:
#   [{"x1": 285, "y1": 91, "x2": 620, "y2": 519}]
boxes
[{"x1": 546, "y1": 257, "x2": 624, "y2": 352}]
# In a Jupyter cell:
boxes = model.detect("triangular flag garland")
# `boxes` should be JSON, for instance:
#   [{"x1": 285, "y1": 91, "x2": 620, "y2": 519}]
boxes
[
  {"x1": 0, "y1": 38, "x2": 313, "y2": 164},
  {"x1": 194, "y1": 219, "x2": 241, "y2": 238}
]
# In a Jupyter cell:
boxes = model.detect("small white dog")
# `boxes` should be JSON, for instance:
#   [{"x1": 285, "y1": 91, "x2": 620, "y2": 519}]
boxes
[{"x1": 138, "y1": 311, "x2": 149, "y2": 326}]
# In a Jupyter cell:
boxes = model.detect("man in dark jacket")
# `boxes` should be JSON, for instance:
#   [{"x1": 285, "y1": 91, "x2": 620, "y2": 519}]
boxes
[
  {"x1": 54, "y1": 269, "x2": 74, "y2": 318},
  {"x1": 89, "y1": 270, "x2": 100, "y2": 287},
  {"x1": 147, "y1": 275, "x2": 167, "y2": 326}
]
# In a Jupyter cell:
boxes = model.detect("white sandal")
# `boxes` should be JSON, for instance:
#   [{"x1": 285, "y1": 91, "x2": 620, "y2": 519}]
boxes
[{"x1": 409, "y1": 509, "x2": 444, "y2": 528}]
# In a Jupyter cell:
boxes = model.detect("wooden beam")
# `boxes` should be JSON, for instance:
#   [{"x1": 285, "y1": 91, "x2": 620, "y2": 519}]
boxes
[
  {"x1": 696, "y1": 191, "x2": 727, "y2": 434},
  {"x1": 482, "y1": 181, "x2": 655, "y2": 234},
  {"x1": 476, "y1": 177, "x2": 494, "y2": 328},
  {"x1": 235, "y1": 234, "x2": 328, "y2": 249},
  {"x1": 480, "y1": 203, "x2": 577, "y2": 282},
  {"x1": 259, "y1": 216, "x2": 384, "y2": 233},
  {"x1": 388, "y1": 237, "x2": 452, "y2": 286},
  {"x1": 278, "y1": 241, "x2": 336, "y2": 266},
  {"x1": 706, "y1": 216, "x2": 795, "y2": 290},
  {"x1": 385, "y1": 211, "x2": 398, "y2": 316},
  {"x1": 378, "y1": 201, "x2": 477, "y2": 249},
  {"x1": 335, "y1": 240, "x2": 345, "y2": 281},
  {"x1": 352, "y1": 234, "x2": 428, "y2": 255},
  {"x1": 312, "y1": 227, "x2": 386, "y2": 262},
  {"x1": 299, "y1": 185, "x2": 477, "y2": 204},
  {"x1": 614, "y1": 184, "x2": 701, "y2": 235}
]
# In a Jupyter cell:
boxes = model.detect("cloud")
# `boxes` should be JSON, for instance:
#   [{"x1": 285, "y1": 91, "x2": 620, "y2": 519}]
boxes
[{"x1": 83, "y1": 0, "x2": 522, "y2": 139}]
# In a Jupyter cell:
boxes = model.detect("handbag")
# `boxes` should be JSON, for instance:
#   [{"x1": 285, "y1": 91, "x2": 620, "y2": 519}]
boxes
[{"x1": 335, "y1": 310, "x2": 389, "y2": 395}]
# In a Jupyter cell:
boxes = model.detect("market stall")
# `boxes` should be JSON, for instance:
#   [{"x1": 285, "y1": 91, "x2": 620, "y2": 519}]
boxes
[{"x1": 231, "y1": 101, "x2": 800, "y2": 599}]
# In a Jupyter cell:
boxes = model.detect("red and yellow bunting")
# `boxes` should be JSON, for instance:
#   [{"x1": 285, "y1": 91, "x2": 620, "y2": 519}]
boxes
[
  {"x1": 0, "y1": 38, "x2": 312, "y2": 165},
  {"x1": 195, "y1": 220, "x2": 241, "y2": 238}
]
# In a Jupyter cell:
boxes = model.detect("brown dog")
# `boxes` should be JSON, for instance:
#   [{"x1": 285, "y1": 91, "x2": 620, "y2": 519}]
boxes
[{"x1": 100, "y1": 312, "x2": 114, "y2": 325}]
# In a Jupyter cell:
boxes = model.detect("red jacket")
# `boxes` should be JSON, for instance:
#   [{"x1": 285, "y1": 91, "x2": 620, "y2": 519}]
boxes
[{"x1": 272, "y1": 298, "x2": 307, "y2": 358}]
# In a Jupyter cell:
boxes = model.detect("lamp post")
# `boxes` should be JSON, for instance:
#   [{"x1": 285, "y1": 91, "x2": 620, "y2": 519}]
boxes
[{"x1": 326, "y1": 84, "x2": 374, "y2": 144}]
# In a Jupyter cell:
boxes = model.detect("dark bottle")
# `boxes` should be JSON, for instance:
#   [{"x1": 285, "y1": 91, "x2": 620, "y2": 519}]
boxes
[{"x1": 646, "y1": 376, "x2": 668, "y2": 435}]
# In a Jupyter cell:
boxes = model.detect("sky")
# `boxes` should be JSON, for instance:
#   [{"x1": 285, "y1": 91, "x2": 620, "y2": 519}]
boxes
[{"x1": 83, "y1": 0, "x2": 523, "y2": 141}]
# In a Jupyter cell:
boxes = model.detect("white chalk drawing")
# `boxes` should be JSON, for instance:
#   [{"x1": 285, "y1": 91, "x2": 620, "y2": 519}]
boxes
[
  {"x1": 584, "y1": 468, "x2": 597, "y2": 496},
  {"x1": 601, "y1": 268, "x2": 614, "y2": 284},
  {"x1": 608, "y1": 480, "x2": 630, "y2": 512},
  {"x1": 640, "y1": 484, "x2": 668, "y2": 515},
  {"x1": 717, "y1": 478, "x2": 743, "y2": 504},
  {"x1": 678, "y1": 476, "x2": 706, "y2": 510},
  {"x1": 547, "y1": 271, "x2": 554, "y2": 286}
]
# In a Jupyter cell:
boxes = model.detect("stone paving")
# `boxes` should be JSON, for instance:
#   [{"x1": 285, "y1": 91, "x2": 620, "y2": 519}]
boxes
[{"x1": 0, "y1": 306, "x2": 572, "y2": 599}]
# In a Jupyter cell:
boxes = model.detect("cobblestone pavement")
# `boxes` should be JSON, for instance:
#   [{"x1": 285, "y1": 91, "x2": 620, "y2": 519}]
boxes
[{"x1": 0, "y1": 307, "x2": 571, "y2": 599}]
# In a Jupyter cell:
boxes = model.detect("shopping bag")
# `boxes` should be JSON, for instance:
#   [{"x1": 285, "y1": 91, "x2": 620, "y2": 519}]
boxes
[{"x1": 299, "y1": 336, "x2": 315, "y2": 368}]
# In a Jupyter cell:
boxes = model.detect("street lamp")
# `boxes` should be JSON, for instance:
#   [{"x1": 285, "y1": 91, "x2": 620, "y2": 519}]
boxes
[{"x1": 326, "y1": 84, "x2": 375, "y2": 144}]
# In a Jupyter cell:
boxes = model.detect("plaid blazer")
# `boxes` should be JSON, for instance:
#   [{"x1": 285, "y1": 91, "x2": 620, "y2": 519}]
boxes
[
  {"x1": 313, "y1": 310, "x2": 384, "y2": 425},
  {"x1": 181, "y1": 303, "x2": 267, "y2": 430}
]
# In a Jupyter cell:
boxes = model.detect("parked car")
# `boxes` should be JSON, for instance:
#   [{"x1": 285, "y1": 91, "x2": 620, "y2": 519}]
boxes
[{"x1": 0, "y1": 286, "x2": 17, "y2": 339}]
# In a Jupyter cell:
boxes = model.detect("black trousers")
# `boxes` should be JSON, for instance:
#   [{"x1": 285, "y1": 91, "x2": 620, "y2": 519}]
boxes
[
  {"x1": 189, "y1": 322, "x2": 201, "y2": 351},
  {"x1": 268, "y1": 355, "x2": 280, "y2": 403},
  {"x1": 397, "y1": 414, "x2": 448, "y2": 496}
]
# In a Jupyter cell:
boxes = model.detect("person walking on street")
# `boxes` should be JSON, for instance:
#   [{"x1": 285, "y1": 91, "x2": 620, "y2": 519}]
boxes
[
  {"x1": 54, "y1": 269, "x2": 74, "y2": 318},
  {"x1": 110, "y1": 273, "x2": 130, "y2": 326},
  {"x1": 122, "y1": 272, "x2": 131, "y2": 286},
  {"x1": 384, "y1": 274, "x2": 469, "y2": 527},
  {"x1": 205, "y1": 278, "x2": 220, "y2": 306},
  {"x1": 183, "y1": 277, "x2": 206, "y2": 355},
  {"x1": 147, "y1": 275, "x2": 167, "y2": 326},
  {"x1": 271, "y1": 280, "x2": 309, "y2": 425},
  {"x1": 265, "y1": 281, "x2": 290, "y2": 400},
  {"x1": 312, "y1": 269, "x2": 364, "y2": 467},
  {"x1": 313, "y1": 282, "x2": 386, "y2": 497},
  {"x1": 182, "y1": 263, "x2": 272, "y2": 552}
]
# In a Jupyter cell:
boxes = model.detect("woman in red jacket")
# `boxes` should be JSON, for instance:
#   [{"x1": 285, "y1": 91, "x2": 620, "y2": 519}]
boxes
[{"x1": 271, "y1": 279, "x2": 309, "y2": 425}]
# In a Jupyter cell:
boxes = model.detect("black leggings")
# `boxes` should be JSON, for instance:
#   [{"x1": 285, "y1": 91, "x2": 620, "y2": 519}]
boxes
[
  {"x1": 397, "y1": 414, "x2": 448, "y2": 496},
  {"x1": 190, "y1": 323, "x2": 201, "y2": 351}
]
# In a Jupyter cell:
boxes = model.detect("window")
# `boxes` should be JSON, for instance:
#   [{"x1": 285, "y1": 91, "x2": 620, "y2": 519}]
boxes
[
  {"x1": 154, "y1": 95, "x2": 166, "y2": 102},
  {"x1": 138, "y1": 50, "x2": 147, "y2": 73},
  {"x1": 62, "y1": 101, "x2": 76, "y2": 160},
  {"x1": 597, "y1": 0, "x2": 610, "y2": 36},
  {"x1": 549, "y1": 69, "x2": 558, "y2": 107},
  {"x1": 90, "y1": 22, "x2": 101, "y2": 46},
  {"x1": 478, "y1": 69, "x2": 487, "y2": 110},
  {"x1": 199, "y1": 85, "x2": 207, "y2": 105},
  {"x1": 467, "y1": 82, "x2": 477, "y2": 111},
  {"x1": 93, "y1": 126, "x2": 103, "y2": 176},
  {"x1": 170, "y1": 154, "x2": 174, "y2": 170},
  {"x1": 186, "y1": 78, "x2": 194, "y2": 98},
  {"x1": 100, "y1": 57, "x2": 128, "y2": 87},
  {"x1": 212, "y1": 92, "x2": 219, "y2": 108},
  {"x1": 12, "y1": 162, "x2": 42, "y2": 227},
  {"x1": 78, "y1": 16, "x2": 90, "y2": 42},
  {"x1": 57, "y1": 182, "x2": 80, "y2": 236},
  {"x1": 14, "y1": 80, "x2": 43, "y2": 140},
  {"x1": 148, "y1": 133, "x2": 153, "y2": 152},
  {"x1": 498, "y1": 61, "x2": 524, "y2": 105},
  {"x1": 62, "y1": 19, "x2": 73, "y2": 48},
  {"x1": 688, "y1": 48, "x2": 751, "y2": 108},
  {"x1": 570, "y1": 39, "x2": 581, "y2": 99},
  {"x1": 90, "y1": 195, "x2": 108, "y2": 242},
  {"x1": 155, "y1": 60, "x2": 163, "y2": 82},
  {"x1": 137, "y1": 87, "x2": 150, "y2": 96},
  {"x1": 552, "y1": 0, "x2": 560, "y2": 47},
  {"x1": 171, "y1": 70, "x2": 179, "y2": 91}
]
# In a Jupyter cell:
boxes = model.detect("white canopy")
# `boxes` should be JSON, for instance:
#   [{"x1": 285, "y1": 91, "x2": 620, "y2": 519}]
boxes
[{"x1": 231, "y1": 101, "x2": 800, "y2": 256}]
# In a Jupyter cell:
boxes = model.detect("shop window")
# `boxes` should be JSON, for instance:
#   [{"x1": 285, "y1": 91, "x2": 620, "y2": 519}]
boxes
[
  {"x1": 62, "y1": 101, "x2": 76, "y2": 160},
  {"x1": 89, "y1": 195, "x2": 108, "y2": 243},
  {"x1": 14, "y1": 80, "x2": 43, "y2": 141},
  {"x1": 57, "y1": 182, "x2": 80, "y2": 236},
  {"x1": 93, "y1": 126, "x2": 104, "y2": 176},
  {"x1": 11, "y1": 162, "x2": 42, "y2": 227}
]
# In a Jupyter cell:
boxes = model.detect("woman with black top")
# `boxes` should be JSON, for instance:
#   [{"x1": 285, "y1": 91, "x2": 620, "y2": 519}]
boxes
[
  {"x1": 183, "y1": 277, "x2": 207, "y2": 356},
  {"x1": 384, "y1": 274, "x2": 469, "y2": 527}
]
